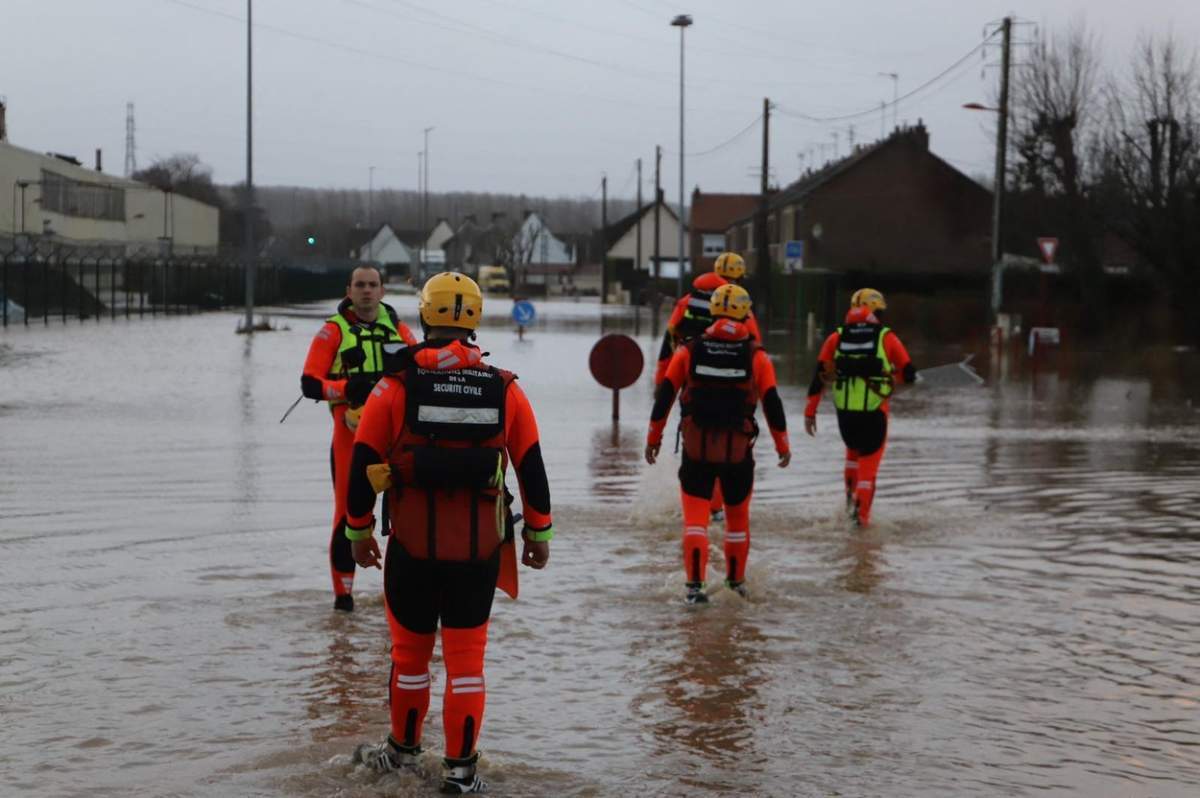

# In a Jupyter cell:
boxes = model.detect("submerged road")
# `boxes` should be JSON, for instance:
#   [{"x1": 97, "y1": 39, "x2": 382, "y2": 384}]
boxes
[{"x1": 1, "y1": 300, "x2": 1198, "y2": 797}]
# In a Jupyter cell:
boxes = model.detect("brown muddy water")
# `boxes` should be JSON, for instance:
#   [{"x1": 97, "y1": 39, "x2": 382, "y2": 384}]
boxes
[{"x1": 2, "y1": 300, "x2": 1199, "y2": 797}]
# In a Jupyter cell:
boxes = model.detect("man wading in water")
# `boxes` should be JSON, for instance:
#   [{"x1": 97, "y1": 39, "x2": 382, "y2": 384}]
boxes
[
  {"x1": 343, "y1": 272, "x2": 553, "y2": 793},
  {"x1": 646, "y1": 283, "x2": 790, "y2": 605},
  {"x1": 804, "y1": 288, "x2": 915, "y2": 527},
  {"x1": 300, "y1": 265, "x2": 418, "y2": 611}
]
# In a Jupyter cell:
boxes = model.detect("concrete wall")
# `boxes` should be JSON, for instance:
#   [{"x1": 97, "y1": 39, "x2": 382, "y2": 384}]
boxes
[{"x1": 1, "y1": 140, "x2": 218, "y2": 252}]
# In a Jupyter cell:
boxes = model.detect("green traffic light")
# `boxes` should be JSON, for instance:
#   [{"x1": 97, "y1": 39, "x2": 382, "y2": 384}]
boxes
[{"x1": 306, "y1": 236, "x2": 316, "y2": 245}]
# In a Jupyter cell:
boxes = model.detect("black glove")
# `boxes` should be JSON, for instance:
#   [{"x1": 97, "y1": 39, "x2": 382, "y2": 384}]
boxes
[{"x1": 345, "y1": 375, "x2": 375, "y2": 407}]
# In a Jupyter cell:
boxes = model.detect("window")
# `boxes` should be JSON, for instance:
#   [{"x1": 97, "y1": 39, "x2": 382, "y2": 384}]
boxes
[
  {"x1": 41, "y1": 170, "x2": 126, "y2": 221},
  {"x1": 701, "y1": 234, "x2": 726, "y2": 257}
]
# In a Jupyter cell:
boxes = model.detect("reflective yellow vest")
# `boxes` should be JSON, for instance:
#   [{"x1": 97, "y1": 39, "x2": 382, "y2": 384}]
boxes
[
  {"x1": 833, "y1": 323, "x2": 893, "y2": 412},
  {"x1": 325, "y1": 307, "x2": 407, "y2": 379}
]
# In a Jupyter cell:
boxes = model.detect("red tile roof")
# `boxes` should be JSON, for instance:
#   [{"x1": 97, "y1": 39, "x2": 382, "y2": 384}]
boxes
[{"x1": 690, "y1": 192, "x2": 759, "y2": 232}]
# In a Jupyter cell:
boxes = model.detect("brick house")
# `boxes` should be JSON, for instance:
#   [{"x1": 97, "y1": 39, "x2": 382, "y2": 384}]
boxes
[
  {"x1": 725, "y1": 122, "x2": 993, "y2": 337},
  {"x1": 689, "y1": 190, "x2": 758, "y2": 274}
]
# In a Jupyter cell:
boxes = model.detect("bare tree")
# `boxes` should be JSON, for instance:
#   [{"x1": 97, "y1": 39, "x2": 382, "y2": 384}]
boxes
[
  {"x1": 1011, "y1": 21, "x2": 1102, "y2": 197},
  {"x1": 133, "y1": 153, "x2": 224, "y2": 208},
  {"x1": 1097, "y1": 34, "x2": 1200, "y2": 339}
]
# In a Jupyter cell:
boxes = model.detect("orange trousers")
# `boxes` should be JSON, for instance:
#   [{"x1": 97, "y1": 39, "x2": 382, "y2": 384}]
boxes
[
  {"x1": 836, "y1": 409, "x2": 889, "y2": 526},
  {"x1": 678, "y1": 456, "x2": 754, "y2": 584},
  {"x1": 383, "y1": 546, "x2": 498, "y2": 760}
]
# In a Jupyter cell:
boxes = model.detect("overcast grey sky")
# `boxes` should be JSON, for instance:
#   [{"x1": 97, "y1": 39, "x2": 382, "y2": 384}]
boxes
[{"x1": 5, "y1": 0, "x2": 1200, "y2": 201}]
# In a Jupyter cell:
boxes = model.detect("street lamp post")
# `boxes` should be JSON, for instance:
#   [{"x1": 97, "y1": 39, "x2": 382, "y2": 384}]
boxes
[
  {"x1": 242, "y1": 0, "x2": 256, "y2": 333},
  {"x1": 671, "y1": 14, "x2": 692, "y2": 296},
  {"x1": 367, "y1": 165, "x2": 376, "y2": 264},
  {"x1": 423, "y1": 126, "x2": 434, "y2": 279}
]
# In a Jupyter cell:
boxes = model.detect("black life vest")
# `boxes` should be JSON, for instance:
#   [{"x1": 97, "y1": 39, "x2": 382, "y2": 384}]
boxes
[
  {"x1": 679, "y1": 336, "x2": 759, "y2": 463},
  {"x1": 388, "y1": 358, "x2": 515, "y2": 561}
]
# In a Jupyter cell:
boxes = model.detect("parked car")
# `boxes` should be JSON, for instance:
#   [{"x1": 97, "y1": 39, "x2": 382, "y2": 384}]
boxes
[{"x1": 477, "y1": 265, "x2": 511, "y2": 294}]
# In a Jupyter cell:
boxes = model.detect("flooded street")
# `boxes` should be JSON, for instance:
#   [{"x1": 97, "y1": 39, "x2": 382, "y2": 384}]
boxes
[{"x1": 2, "y1": 300, "x2": 1199, "y2": 797}]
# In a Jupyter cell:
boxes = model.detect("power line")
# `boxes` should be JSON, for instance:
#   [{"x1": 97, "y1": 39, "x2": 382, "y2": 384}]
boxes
[
  {"x1": 776, "y1": 34, "x2": 998, "y2": 124},
  {"x1": 159, "y1": 0, "x2": 687, "y2": 113},
  {"x1": 357, "y1": 0, "x2": 672, "y2": 82},
  {"x1": 664, "y1": 113, "x2": 762, "y2": 158}
]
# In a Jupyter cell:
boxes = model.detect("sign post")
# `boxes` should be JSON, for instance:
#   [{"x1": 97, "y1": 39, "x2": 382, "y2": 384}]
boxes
[
  {"x1": 511, "y1": 299, "x2": 536, "y2": 340},
  {"x1": 784, "y1": 240, "x2": 804, "y2": 274},
  {"x1": 1037, "y1": 237, "x2": 1059, "y2": 270},
  {"x1": 588, "y1": 334, "x2": 644, "y2": 420}
]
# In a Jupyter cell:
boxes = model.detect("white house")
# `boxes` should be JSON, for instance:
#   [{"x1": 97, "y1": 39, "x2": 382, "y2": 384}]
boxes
[
  {"x1": 604, "y1": 202, "x2": 689, "y2": 278},
  {"x1": 356, "y1": 224, "x2": 414, "y2": 269},
  {"x1": 514, "y1": 211, "x2": 573, "y2": 265}
]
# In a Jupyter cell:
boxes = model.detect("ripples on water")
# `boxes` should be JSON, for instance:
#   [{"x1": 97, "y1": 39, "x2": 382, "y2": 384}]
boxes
[{"x1": 1, "y1": 303, "x2": 1198, "y2": 797}]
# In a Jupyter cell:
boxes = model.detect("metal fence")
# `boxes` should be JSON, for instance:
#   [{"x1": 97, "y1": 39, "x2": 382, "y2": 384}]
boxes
[{"x1": 0, "y1": 241, "x2": 283, "y2": 328}]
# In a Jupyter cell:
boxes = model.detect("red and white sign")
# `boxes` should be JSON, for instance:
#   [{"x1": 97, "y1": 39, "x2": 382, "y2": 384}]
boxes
[{"x1": 1037, "y1": 237, "x2": 1059, "y2": 264}]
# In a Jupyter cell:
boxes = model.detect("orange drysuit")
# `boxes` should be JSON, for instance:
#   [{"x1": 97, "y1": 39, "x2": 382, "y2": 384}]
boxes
[
  {"x1": 301, "y1": 299, "x2": 417, "y2": 602},
  {"x1": 649, "y1": 318, "x2": 788, "y2": 586},
  {"x1": 805, "y1": 312, "x2": 914, "y2": 526},
  {"x1": 345, "y1": 339, "x2": 553, "y2": 763}
]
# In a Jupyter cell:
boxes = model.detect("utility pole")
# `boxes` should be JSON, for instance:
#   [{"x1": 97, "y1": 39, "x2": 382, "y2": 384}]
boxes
[
  {"x1": 635, "y1": 158, "x2": 643, "y2": 299},
  {"x1": 990, "y1": 15, "x2": 1012, "y2": 313},
  {"x1": 417, "y1": 150, "x2": 424, "y2": 279},
  {"x1": 756, "y1": 98, "x2": 772, "y2": 329},
  {"x1": 653, "y1": 145, "x2": 662, "y2": 285},
  {"x1": 600, "y1": 174, "x2": 608, "y2": 304},
  {"x1": 423, "y1": 126, "x2": 433, "y2": 275},
  {"x1": 242, "y1": 0, "x2": 256, "y2": 333}
]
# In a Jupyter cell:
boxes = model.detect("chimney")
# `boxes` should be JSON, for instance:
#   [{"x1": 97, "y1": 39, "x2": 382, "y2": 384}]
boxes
[
  {"x1": 0, "y1": 98, "x2": 7, "y2": 142},
  {"x1": 95, "y1": 148, "x2": 103, "y2": 172},
  {"x1": 911, "y1": 119, "x2": 929, "y2": 151}
]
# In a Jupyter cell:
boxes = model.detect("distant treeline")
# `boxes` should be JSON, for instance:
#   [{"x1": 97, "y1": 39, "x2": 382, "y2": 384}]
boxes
[{"x1": 226, "y1": 185, "x2": 638, "y2": 259}]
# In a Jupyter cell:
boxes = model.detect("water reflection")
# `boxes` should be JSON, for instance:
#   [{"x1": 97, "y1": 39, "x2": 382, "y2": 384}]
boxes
[
  {"x1": 587, "y1": 423, "x2": 644, "y2": 500},
  {"x1": 838, "y1": 531, "x2": 887, "y2": 595},
  {"x1": 634, "y1": 612, "x2": 770, "y2": 793},
  {"x1": 234, "y1": 334, "x2": 260, "y2": 508},
  {"x1": 303, "y1": 618, "x2": 379, "y2": 743}
]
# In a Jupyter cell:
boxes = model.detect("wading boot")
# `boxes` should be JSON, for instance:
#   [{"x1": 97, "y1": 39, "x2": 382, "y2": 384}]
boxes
[
  {"x1": 725, "y1": 579, "x2": 750, "y2": 599},
  {"x1": 440, "y1": 752, "x2": 487, "y2": 794},
  {"x1": 684, "y1": 582, "x2": 709, "y2": 605},
  {"x1": 334, "y1": 593, "x2": 354, "y2": 612},
  {"x1": 352, "y1": 736, "x2": 420, "y2": 773}
]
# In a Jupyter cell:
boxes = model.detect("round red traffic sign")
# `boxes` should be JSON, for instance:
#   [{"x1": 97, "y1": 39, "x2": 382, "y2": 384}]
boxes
[{"x1": 589, "y1": 334, "x2": 644, "y2": 390}]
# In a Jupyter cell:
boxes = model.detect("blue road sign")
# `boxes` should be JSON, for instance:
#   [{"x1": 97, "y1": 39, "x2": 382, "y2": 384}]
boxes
[
  {"x1": 784, "y1": 240, "x2": 804, "y2": 273},
  {"x1": 512, "y1": 300, "x2": 536, "y2": 326}
]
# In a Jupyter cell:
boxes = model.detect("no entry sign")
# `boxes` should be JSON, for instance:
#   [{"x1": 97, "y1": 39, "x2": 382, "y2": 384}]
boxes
[{"x1": 589, "y1": 334, "x2": 643, "y2": 419}]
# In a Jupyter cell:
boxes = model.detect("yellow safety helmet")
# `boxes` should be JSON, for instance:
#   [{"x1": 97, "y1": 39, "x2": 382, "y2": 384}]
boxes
[
  {"x1": 710, "y1": 283, "x2": 752, "y2": 321},
  {"x1": 850, "y1": 288, "x2": 887, "y2": 313},
  {"x1": 713, "y1": 251, "x2": 746, "y2": 280},
  {"x1": 419, "y1": 271, "x2": 483, "y2": 331}
]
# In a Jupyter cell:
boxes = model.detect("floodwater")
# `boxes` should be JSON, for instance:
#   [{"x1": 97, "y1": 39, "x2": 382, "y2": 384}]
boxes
[{"x1": 2, "y1": 300, "x2": 1199, "y2": 798}]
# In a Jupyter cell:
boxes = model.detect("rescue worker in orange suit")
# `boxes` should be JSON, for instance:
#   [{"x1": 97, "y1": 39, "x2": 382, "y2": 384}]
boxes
[
  {"x1": 653, "y1": 252, "x2": 761, "y2": 385},
  {"x1": 344, "y1": 272, "x2": 553, "y2": 794},
  {"x1": 645, "y1": 283, "x2": 790, "y2": 605},
  {"x1": 653, "y1": 252, "x2": 763, "y2": 520},
  {"x1": 300, "y1": 265, "x2": 418, "y2": 611},
  {"x1": 804, "y1": 288, "x2": 916, "y2": 528}
]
